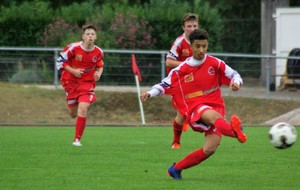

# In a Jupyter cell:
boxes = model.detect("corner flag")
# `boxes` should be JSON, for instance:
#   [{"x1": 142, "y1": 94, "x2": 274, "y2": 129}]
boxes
[
  {"x1": 131, "y1": 54, "x2": 142, "y2": 82},
  {"x1": 131, "y1": 54, "x2": 145, "y2": 125}
]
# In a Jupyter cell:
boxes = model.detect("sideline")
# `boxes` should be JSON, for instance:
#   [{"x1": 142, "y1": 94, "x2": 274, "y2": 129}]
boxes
[{"x1": 38, "y1": 84, "x2": 300, "y2": 101}]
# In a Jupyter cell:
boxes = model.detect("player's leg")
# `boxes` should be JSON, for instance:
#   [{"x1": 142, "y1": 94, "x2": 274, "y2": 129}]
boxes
[
  {"x1": 171, "y1": 111, "x2": 185, "y2": 148},
  {"x1": 68, "y1": 104, "x2": 78, "y2": 118},
  {"x1": 63, "y1": 81, "x2": 78, "y2": 118},
  {"x1": 192, "y1": 106, "x2": 247, "y2": 143},
  {"x1": 201, "y1": 109, "x2": 237, "y2": 137},
  {"x1": 168, "y1": 133, "x2": 221, "y2": 180},
  {"x1": 73, "y1": 90, "x2": 97, "y2": 146}
]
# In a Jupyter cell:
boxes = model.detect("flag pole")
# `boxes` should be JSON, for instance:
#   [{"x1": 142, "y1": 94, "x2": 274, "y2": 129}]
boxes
[
  {"x1": 134, "y1": 75, "x2": 146, "y2": 125},
  {"x1": 131, "y1": 54, "x2": 145, "y2": 125}
]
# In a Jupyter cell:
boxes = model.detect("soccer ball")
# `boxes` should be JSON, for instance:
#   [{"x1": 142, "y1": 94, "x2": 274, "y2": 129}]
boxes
[{"x1": 269, "y1": 122, "x2": 297, "y2": 149}]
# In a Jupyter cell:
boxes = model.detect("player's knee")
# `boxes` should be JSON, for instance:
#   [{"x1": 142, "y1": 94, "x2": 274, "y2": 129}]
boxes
[
  {"x1": 70, "y1": 113, "x2": 77, "y2": 118},
  {"x1": 69, "y1": 111, "x2": 77, "y2": 118},
  {"x1": 68, "y1": 108, "x2": 77, "y2": 118},
  {"x1": 203, "y1": 147, "x2": 217, "y2": 156},
  {"x1": 175, "y1": 114, "x2": 185, "y2": 125},
  {"x1": 78, "y1": 108, "x2": 88, "y2": 117}
]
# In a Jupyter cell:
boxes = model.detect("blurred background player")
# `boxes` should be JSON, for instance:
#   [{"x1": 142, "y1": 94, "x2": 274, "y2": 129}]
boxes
[
  {"x1": 166, "y1": 13, "x2": 199, "y2": 148},
  {"x1": 56, "y1": 24, "x2": 104, "y2": 146},
  {"x1": 140, "y1": 29, "x2": 247, "y2": 180}
]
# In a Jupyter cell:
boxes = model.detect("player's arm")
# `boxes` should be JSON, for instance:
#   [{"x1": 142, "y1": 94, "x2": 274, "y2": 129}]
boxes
[
  {"x1": 94, "y1": 66, "x2": 103, "y2": 81},
  {"x1": 166, "y1": 57, "x2": 182, "y2": 69},
  {"x1": 64, "y1": 65, "x2": 84, "y2": 78},
  {"x1": 229, "y1": 71, "x2": 243, "y2": 91},
  {"x1": 219, "y1": 61, "x2": 243, "y2": 91},
  {"x1": 140, "y1": 68, "x2": 178, "y2": 102}
]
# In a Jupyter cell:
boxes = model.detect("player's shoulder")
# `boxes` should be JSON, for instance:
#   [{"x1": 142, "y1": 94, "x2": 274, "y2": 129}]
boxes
[
  {"x1": 173, "y1": 34, "x2": 186, "y2": 46},
  {"x1": 206, "y1": 54, "x2": 224, "y2": 63},
  {"x1": 94, "y1": 45, "x2": 104, "y2": 53},
  {"x1": 61, "y1": 41, "x2": 81, "y2": 53},
  {"x1": 64, "y1": 41, "x2": 81, "y2": 50},
  {"x1": 69, "y1": 41, "x2": 82, "y2": 48}
]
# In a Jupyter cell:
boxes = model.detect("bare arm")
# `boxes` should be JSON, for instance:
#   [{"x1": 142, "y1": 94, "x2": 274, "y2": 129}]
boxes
[
  {"x1": 229, "y1": 82, "x2": 241, "y2": 91},
  {"x1": 64, "y1": 65, "x2": 85, "y2": 78},
  {"x1": 166, "y1": 58, "x2": 182, "y2": 69},
  {"x1": 94, "y1": 67, "x2": 103, "y2": 81},
  {"x1": 140, "y1": 92, "x2": 151, "y2": 102}
]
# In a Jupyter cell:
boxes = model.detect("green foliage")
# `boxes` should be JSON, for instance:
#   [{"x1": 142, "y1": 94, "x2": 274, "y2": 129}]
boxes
[
  {"x1": 144, "y1": 0, "x2": 190, "y2": 49},
  {"x1": 0, "y1": 1, "x2": 53, "y2": 21},
  {"x1": 38, "y1": 19, "x2": 80, "y2": 47},
  {"x1": 0, "y1": 0, "x2": 260, "y2": 55},
  {"x1": 110, "y1": 13, "x2": 155, "y2": 49},
  {"x1": 209, "y1": 0, "x2": 261, "y2": 53},
  {"x1": 55, "y1": 1, "x2": 98, "y2": 26},
  {"x1": 144, "y1": 0, "x2": 224, "y2": 51},
  {"x1": 191, "y1": 0, "x2": 224, "y2": 52},
  {"x1": 0, "y1": 1, "x2": 53, "y2": 46}
]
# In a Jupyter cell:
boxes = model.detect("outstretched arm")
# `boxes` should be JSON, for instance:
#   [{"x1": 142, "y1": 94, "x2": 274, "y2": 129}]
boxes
[
  {"x1": 229, "y1": 82, "x2": 241, "y2": 91},
  {"x1": 140, "y1": 92, "x2": 151, "y2": 102}
]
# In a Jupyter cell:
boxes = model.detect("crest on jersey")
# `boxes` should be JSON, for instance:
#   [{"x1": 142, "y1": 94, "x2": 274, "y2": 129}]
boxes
[
  {"x1": 184, "y1": 73, "x2": 194, "y2": 82},
  {"x1": 92, "y1": 56, "x2": 99, "y2": 62},
  {"x1": 208, "y1": 67, "x2": 215, "y2": 75},
  {"x1": 182, "y1": 49, "x2": 189, "y2": 57},
  {"x1": 75, "y1": 54, "x2": 82, "y2": 61}
]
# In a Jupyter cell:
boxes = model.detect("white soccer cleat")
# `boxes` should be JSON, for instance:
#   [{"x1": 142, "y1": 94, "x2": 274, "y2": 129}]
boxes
[{"x1": 72, "y1": 139, "x2": 82, "y2": 146}]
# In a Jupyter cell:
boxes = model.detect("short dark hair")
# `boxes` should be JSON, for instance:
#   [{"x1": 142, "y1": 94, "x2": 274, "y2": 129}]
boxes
[
  {"x1": 182, "y1": 13, "x2": 199, "y2": 25},
  {"x1": 189, "y1": 29, "x2": 209, "y2": 43},
  {"x1": 82, "y1": 24, "x2": 97, "y2": 33}
]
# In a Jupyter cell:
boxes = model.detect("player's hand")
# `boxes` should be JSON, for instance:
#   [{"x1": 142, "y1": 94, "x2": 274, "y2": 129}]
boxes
[
  {"x1": 229, "y1": 82, "x2": 240, "y2": 91},
  {"x1": 140, "y1": 92, "x2": 150, "y2": 102},
  {"x1": 72, "y1": 68, "x2": 85, "y2": 78},
  {"x1": 94, "y1": 71, "x2": 101, "y2": 81}
]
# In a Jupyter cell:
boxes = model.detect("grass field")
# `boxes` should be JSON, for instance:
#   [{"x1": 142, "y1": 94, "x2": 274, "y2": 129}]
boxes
[{"x1": 0, "y1": 126, "x2": 299, "y2": 190}]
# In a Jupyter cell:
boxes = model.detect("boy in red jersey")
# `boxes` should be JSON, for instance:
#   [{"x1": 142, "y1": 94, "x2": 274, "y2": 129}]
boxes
[
  {"x1": 166, "y1": 13, "x2": 199, "y2": 149},
  {"x1": 56, "y1": 24, "x2": 104, "y2": 146},
  {"x1": 140, "y1": 29, "x2": 247, "y2": 180}
]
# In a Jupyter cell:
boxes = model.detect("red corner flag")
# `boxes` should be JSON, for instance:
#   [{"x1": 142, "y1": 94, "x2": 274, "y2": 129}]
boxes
[{"x1": 131, "y1": 54, "x2": 142, "y2": 82}]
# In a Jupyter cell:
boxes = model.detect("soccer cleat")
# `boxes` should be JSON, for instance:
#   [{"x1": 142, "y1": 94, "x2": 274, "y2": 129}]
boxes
[
  {"x1": 171, "y1": 142, "x2": 181, "y2": 149},
  {"x1": 167, "y1": 163, "x2": 182, "y2": 180},
  {"x1": 72, "y1": 139, "x2": 82, "y2": 146},
  {"x1": 230, "y1": 115, "x2": 247, "y2": 143}
]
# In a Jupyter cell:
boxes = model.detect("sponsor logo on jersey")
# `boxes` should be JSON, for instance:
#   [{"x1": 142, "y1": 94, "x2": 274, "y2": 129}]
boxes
[
  {"x1": 208, "y1": 67, "x2": 215, "y2": 75},
  {"x1": 75, "y1": 54, "x2": 82, "y2": 61},
  {"x1": 184, "y1": 73, "x2": 194, "y2": 82},
  {"x1": 182, "y1": 49, "x2": 190, "y2": 57}
]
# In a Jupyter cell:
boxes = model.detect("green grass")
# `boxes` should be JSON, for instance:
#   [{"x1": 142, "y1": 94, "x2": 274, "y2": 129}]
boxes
[{"x1": 0, "y1": 126, "x2": 299, "y2": 190}]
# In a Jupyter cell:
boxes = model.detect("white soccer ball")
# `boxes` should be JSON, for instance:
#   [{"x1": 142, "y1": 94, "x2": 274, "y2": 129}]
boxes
[{"x1": 269, "y1": 122, "x2": 297, "y2": 149}]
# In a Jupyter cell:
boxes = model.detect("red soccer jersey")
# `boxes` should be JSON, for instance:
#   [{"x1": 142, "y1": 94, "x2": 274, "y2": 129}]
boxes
[
  {"x1": 56, "y1": 41, "x2": 104, "y2": 82},
  {"x1": 155, "y1": 55, "x2": 242, "y2": 117},
  {"x1": 166, "y1": 33, "x2": 193, "y2": 73}
]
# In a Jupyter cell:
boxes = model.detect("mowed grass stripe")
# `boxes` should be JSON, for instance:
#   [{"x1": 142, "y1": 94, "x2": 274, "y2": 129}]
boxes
[{"x1": 0, "y1": 127, "x2": 299, "y2": 190}]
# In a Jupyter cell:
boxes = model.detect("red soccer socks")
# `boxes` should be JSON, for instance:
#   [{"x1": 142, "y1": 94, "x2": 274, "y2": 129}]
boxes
[
  {"x1": 213, "y1": 118, "x2": 236, "y2": 138},
  {"x1": 172, "y1": 121, "x2": 183, "y2": 148},
  {"x1": 74, "y1": 116, "x2": 86, "y2": 141},
  {"x1": 174, "y1": 148, "x2": 209, "y2": 170}
]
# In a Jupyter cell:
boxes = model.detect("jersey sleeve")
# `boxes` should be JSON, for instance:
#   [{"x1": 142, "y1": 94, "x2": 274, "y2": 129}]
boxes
[
  {"x1": 218, "y1": 60, "x2": 243, "y2": 86},
  {"x1": 147, "y1": 66, "x2": 180, "y2": 97},
  {"x1": 56, "y1": 43, "x2": 74, "y2": 70}
]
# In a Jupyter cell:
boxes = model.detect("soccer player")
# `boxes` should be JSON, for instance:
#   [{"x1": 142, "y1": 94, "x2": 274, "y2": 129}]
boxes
[
  {"x1": 56, "y1": 24, "x2": 104, "y2": 146},
  {"x1": 166, "y1": 13, "x2": 199, "y2": 149},
  {"x1": 140, "y1": 29, "x2": 247, "y2": 180}
]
